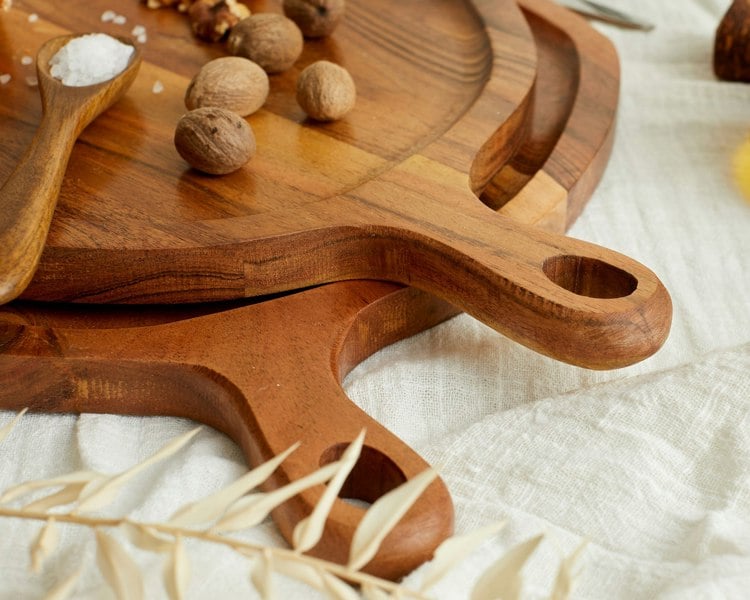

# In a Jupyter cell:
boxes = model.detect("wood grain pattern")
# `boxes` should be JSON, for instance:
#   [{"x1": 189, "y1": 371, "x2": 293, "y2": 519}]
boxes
[
  {"x1": 0, "y1": 0, "x2": 623, "y2": 579},
  {"x1": 1, "y1": 282, "x2": 450, "y2": 580},
  {"x1": 0, "y1": 0, "x2": 670, "y2": 369}
]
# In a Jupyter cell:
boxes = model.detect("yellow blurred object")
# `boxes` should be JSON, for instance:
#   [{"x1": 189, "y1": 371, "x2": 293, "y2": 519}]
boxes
[{"x1": 733, "y1": 137, "x2": 750, "y2": 203}]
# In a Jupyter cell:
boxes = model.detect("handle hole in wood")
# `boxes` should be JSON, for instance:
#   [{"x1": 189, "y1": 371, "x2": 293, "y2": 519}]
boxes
[
  {"x1": 320, "y1": 443, "x2": 406, "y2": 506},
  {"x1": 542, "y1": 254, "x2": 637, "y2": 299}
]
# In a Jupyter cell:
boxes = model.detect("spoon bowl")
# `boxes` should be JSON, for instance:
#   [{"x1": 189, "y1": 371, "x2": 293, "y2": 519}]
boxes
[{"x1": 0, "y1": 33, "x2": 141, "y2": 305}]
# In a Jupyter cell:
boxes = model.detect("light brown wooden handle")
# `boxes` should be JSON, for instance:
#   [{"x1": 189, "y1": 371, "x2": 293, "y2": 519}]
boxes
[
  {"x1": 370, "y1": 201, "x2": 672, "y2": 369},
  {"x1": 0, "y1": 114, "x2": 78, "y2": 304}
]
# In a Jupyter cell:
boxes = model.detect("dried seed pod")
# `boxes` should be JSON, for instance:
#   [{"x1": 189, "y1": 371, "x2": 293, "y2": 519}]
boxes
[
  {"x1": 296, "y1": 60, "x2": 355, "y2": 121},
  {"x1": 188, "y1": 0, "x2": 251, "y2": 42},
  {"x1": 185, "y1": 56, "x2": 269, "y2": 116},
  {"x1": 282, "y1": 0, "x2": 345, "y2": 38},
  {"x1": 174, "y1": 107, "x2": 256, "y2": 175},
  {"x1": 227, "y1": 13, "x2": 303, "y2": 73}
]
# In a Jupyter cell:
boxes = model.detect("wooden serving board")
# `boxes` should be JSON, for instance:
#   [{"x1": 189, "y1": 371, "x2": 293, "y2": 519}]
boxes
[
  {"x1": 1, "y1": 0, "x2": 621, "y2": 579},
  {"x1": 0, "y1": 0, "x2": 670, "y2": 370}
]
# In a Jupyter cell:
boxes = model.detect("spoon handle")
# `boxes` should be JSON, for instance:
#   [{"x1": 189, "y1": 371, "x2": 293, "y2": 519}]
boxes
[{"x1": 0, "y1": 111, "x2": 78, "y2": 304}]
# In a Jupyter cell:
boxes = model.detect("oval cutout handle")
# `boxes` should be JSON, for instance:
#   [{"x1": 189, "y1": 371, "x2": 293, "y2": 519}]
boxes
[{"x1": 346, "y1": 187, "x2": 672, "y2": 369}]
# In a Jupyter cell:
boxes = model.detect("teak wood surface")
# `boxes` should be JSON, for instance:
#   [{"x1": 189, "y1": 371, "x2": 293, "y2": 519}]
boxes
[
  {"x1": 1, "y1": 0, "x2": 624, "y2": 579},
  {"x1": 0, "y1": 0, "x2": 671, "y2": 370}
]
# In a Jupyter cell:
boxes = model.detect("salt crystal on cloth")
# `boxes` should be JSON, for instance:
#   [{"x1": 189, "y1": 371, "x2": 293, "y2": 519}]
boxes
[
  {"x1": 49, "y1": 33, "x2": 133, "y2": 87},
  {"x1": 1, "y1": 1, "x2": 750, "y2": 598}
]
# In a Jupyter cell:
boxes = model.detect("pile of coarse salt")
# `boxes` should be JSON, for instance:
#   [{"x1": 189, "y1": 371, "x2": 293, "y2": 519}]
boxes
[{"x1": 49, "y1": 33, "x2": 133, "y2": 87}]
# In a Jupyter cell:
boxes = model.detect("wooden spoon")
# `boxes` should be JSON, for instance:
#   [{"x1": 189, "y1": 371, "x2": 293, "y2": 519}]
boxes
[{"x1": 0, "y1": 34, "x2": 141, "y2": 305}]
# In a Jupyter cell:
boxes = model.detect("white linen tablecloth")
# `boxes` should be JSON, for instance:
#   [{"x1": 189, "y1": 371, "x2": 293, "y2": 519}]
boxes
[{"x1": 2, "y1": 0, "x2": 750, "y2": 597}]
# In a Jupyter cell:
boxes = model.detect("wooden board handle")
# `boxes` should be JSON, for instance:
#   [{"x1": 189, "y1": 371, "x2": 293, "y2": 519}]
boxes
[
  {"x1": 318, "y1": 175, "x2": 671, "y2": 370},
  {"x1": 374, "y1": 201, "x2": 672, "y2": 369}
]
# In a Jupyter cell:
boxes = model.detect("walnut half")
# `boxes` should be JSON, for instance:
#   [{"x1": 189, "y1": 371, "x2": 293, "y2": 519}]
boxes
[{"x1": 188, "y1": 0, "x2": 251, "y2": 42}]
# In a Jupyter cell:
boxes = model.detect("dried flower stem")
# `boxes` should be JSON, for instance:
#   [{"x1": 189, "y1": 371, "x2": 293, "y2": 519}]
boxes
[
  {"x1": 0, "y1": 506, "x2": 429, "y2": 599},
  {"x1": 2, "y1": 414, "x2": 559, "y2": 599}
]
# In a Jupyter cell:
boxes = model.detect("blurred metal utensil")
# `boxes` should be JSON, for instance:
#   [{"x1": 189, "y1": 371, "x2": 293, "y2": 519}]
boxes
[{"x1": 558, "y1": 0, "x2": 654, "y2": 31}]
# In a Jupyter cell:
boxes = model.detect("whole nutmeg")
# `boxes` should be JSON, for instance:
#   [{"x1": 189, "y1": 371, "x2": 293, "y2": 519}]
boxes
[
  {"x1": 227, "y1": 13, "x2": 303, "y2": 74},
  {"x1": 185, "y1": 57, "x2": 269, "y2": 116},
  {"x1": 296, "y1": 60, "x2": 356, "y2": 121},
  {"x1": 282, "y1": 0, "x2": 345, "y2": 38},
  {"x1": 174, "y1": 107, "x2": 256, "y2": 175}
]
